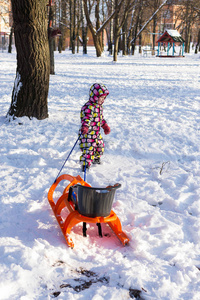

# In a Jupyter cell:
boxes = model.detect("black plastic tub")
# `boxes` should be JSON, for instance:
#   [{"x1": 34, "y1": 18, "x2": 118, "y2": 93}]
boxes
[{"x1": 72, "y1": 184, "x2": 121, "y2": 218}]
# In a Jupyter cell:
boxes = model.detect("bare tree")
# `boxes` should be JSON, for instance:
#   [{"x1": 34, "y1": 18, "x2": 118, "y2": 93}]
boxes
[
  {"x1": 71, "y1": 0, "x2": 76, "y2": 53},
  {"x1": 126, "y1": 5, "x2": 136, "y2": 54},
  {"x1": 80, "y1": 0, "x2": 88, "y2": 54},
  {"x1": 174, "y1": 0, "x2": 200, "y2": 53},
  {"x1": 83, "y1": 0, "x2": 103, "y2": 57},
  {"x1": 109, "y1": 0, "x2": 134, "y2": 61},
  {"x1": 121, "y1": 1, "x2": 129, "y2": 55},
  {"x1": 83, "y1": 0, "x2": 124, "y2": 57},
  {"x1": 130, "y1": 0, "x2": 168, "y2": 51},
  {"x1": 129, "y1": 0, "x2": 144, "y2": 55},
  {"x1": 7, "y1": 0, "x2": 50, "y2": 120},
  {"x1": 58, "y1": 0, "x2": 68, "y2": 52},
  {"x1": 149, "y1": 0, "x2": 162, "y2": 51},
  {"x1": 76, "y1": 0, "x2": 81, "y2": 53},
  {"x1": 107, "y1": 0, "x2": 114, "y2": 55}
]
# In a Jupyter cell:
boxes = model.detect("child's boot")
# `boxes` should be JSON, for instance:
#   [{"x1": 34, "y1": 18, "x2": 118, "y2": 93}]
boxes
[
  {"x1": 82, "y1": 164, "x2": 90, "y2": 172},
  {"x1": 93, "y1": 157, "x2": 101, "y2": 164}
]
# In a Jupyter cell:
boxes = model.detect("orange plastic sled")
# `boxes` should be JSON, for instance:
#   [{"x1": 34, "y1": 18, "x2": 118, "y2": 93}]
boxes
[{"x1": 47, "y1": 174, "x2": 130, "y2": 248}]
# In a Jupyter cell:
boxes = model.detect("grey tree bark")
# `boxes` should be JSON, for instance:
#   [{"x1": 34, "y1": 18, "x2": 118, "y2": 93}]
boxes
[{"x1": 7, "y1": 0, "x2": 50, "y2": 120}]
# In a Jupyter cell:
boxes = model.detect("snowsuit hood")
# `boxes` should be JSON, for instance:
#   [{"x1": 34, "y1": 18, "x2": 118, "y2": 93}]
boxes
[{"x1": 89, "y1": 83, "x2": 109, "y2": 103}]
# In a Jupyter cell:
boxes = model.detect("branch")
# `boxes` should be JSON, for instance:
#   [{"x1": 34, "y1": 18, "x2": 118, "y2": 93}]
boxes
[
  {"x1": 194, "y1": 6, "x2": 200, "y2": 13},
  {"x1": 84, "y1": 0, "x2": 124, "y2": 36},
  {"x1": 83, "y1": 0, "x2": 96, "y2": 36},
  {"x1": 119, "y1": 0, "x2": 135, "y2": 31},
  {"x1": 60, "y1": 22, "x2": 69, "y2": 29},
  {"x1": 96, "y1": 7, "x2": 118, "y2": 34}
]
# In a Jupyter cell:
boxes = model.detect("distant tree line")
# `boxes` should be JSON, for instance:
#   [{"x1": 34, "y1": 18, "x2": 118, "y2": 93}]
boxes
[
  {"x1": 5, "y1": 0, "x2": 200, "y2": 121},
  {"x1": 52, "y1": 0, "x2": 200, "y2": 59},
  {"x1": 172, "y1": 0, "x2": 200, "y2": 53}
]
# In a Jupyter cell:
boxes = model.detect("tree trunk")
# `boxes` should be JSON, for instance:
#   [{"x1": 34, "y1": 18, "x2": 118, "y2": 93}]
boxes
[
  {"x1": 81, "y1": 0, "x2": 87, "y2": 54},
  {"x1": 185, "y1": 26, "x2": 191, "y2": 53},
  {"x1": 113, "y1": 0, "x2": 133, "y2": 61},
  {"x1": 48, "y1": 2, "x2": 55, "y2": 75},
  {"x1": 83, "y1": 0, "x2": 103, "y2": 57},
  {"x1": 93, "y1": 35, "x2": 103, "y2": 57},
  {"x1": 113, "y1": 35, "x2": 119, "y2": 61},
  {"x1": 8, "y1": 26, "x2": 14, "y2": 53},
  {"x1": 49, "y1": 32, "x2": 55, "y2": 74},
  {"x1": 70, "y1": 0, "x2": 76, "y2": 54},
  {"x1": 69, "y1": 0, "x2": 73, "y2": 50},
  {"x1": 83, "y1": 0, "x2": 122, "y2": 57},
  {"x1": 7, "y1": 0, "x2": 50, "y2": 120},
  {"x1": 139, "y1": 17, "x2": 142, "y2": 54},
  {"x1": 95, "y1": 0, "x2": 103, "y2": 56},
  {"x1": 122, "y1": 15, "x2": 128, "y2": 56},
  {"x1": 61, "y1": 0, "x2": 67, "y2": 51},
  {"x1": 108, "y1": 0, "x2": 114, "y2": 55},
  {"x1": 58, "y1": 35, "x2": 62, "y2": 53},
  {"x1": 195, "y1": 29, "x2": 200, "y2": 54},
  {"x1": 102, "y1": 0, "x2": 105, "y2": 51},
  {"x1": 152, "y1": 15, "x2": 157, "y2": 51},
  {"x1": 127, "y1": 8, "x2": 135, "y2": 54},
  {"x1": 131, "y1": 18, "x2": 139, "y2": 55},
  {"x1": 113, "y1": 0, "x2": 120, "y2": 62},
  {"x1": 58, "y1": 0, "x2": 62, "y2": 53},
  {"x1": 72, "y1": 0, "x2": 76, "y2": 54},
  {"x1": 77, "y1": 0, "x2": 80, "y2": 53}
]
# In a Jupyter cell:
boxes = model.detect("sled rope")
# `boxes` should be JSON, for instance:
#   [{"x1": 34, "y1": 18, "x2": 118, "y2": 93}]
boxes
[{"x1": 54, "y1": 134, "x2": 81, "y2": 183}]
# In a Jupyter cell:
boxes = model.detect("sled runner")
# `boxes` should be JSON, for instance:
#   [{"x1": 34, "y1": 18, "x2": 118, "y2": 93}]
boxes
[{"x1": 47, "y1": 174, "x2": 130, "y2": 248}]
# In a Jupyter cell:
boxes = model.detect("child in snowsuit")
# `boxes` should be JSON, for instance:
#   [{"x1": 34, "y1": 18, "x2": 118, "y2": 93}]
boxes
[{"x1": 79, "y1": 83, "x2": 111, "y2": 171}]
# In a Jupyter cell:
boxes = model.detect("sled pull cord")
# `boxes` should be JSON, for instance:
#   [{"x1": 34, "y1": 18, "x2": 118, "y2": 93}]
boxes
[
  {"x1": 83, "y1": 157, "x2": 87, "y2": 181},
  {"x1": 54, "y1": 134, "x2": 81, "y2": 184}
]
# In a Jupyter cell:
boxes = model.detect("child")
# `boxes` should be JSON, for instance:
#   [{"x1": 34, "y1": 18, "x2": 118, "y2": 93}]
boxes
[{"x1": 79, "y1": 83, "x2": 111, "y2": 171}]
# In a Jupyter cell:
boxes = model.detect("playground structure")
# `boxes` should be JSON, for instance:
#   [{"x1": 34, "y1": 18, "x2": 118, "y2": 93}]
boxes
[
  {"x1": 47, "y1": 174, "x2": 130, "y2": 248},
  {"x1": 157, "y1": 29, "x2": 185, "y2": 57}
]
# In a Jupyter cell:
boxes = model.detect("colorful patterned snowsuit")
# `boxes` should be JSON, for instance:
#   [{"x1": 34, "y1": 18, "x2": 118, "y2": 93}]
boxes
[{"x1": 79, "y1": 83, "x2": 109, "y2": 167}]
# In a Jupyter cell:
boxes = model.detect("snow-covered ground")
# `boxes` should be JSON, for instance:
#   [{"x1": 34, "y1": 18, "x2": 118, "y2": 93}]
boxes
[{"x1": 0, "y1": 47, "x2": 200, "y2": 300}]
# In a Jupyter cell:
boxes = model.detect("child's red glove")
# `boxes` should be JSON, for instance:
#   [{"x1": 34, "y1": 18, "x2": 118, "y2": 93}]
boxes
[
  {"x1": 102, "y1": 123, "x2": 110, "y2": 135},
  {"x1": 81, "y1": 126, "x2": 89, "y2": 134}
]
